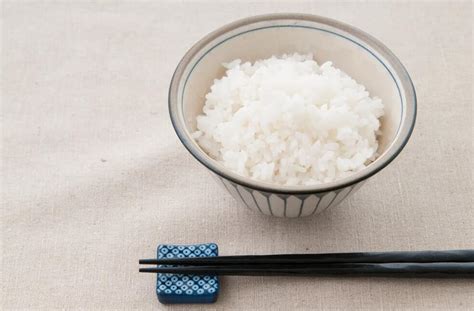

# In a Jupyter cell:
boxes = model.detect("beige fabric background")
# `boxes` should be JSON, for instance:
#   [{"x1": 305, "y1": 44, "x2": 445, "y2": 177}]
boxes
[{"x1": 1, "y1": 1, "x2": 473, "y2": 310}]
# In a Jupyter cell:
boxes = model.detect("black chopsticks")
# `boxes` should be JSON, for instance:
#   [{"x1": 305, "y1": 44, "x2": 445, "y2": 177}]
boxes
[
  {"x1": 140, "y1": 250, "x2": 474, "y2": 265},
  {"x1": 139, "y1": 250, "x2": 474, "y2": 278},
  {"x1": 140, "y1": 262, "x2": 474, "y2": 277}
]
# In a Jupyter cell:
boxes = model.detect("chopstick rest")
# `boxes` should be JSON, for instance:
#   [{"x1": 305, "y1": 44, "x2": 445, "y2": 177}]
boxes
[{"x1": 156, "y1": 243, "x2": 219, "y2": 304}]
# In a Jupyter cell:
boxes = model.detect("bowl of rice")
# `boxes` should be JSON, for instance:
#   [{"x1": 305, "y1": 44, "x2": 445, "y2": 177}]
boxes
[{"x1": 169, "y1": 14, "x2": 416, "y2": 217}]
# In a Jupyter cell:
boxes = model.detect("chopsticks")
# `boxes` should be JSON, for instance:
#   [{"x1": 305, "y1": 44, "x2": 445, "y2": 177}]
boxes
[
  {"x1": 139, "y1": 262, "x2": 474, "y2": 277},
  {"x1": 139, "y1": 250, "x2": 474, "y2": 278},
  {"x1": 140, "y1": 250, "x2": 474, "y2": 265}
]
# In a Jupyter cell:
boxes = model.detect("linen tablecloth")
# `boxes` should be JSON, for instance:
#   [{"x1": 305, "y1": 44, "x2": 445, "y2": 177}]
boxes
[{"x1": 2, "y1": 1, "x2": 473, "y2": 310}]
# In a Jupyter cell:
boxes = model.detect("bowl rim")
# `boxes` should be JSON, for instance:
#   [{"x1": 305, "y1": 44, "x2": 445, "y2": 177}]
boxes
[{"x1": 168, "y1": 13, "x2": 417, "y2": 194}]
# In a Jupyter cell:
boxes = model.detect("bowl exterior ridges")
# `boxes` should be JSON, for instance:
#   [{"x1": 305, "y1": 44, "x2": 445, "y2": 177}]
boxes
[{"x1": 211, "y1": 173, "x2": 364, "y2": 217}]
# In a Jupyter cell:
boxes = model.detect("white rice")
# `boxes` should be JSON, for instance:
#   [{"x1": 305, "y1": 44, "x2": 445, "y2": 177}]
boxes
[{"x1": 192, "y1": 53, "x2": 384, "y2": 186}]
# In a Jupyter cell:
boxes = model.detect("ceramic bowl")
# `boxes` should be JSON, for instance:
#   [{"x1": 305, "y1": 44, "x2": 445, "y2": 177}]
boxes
[{"x1": 169, "y1": 14, "x2": 416, "y2": 217}]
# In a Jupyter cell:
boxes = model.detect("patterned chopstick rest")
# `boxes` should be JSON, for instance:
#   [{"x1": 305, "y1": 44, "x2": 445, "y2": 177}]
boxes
[{"x1": 156, "y1": 243, "x2": 219, "y2": 304}]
